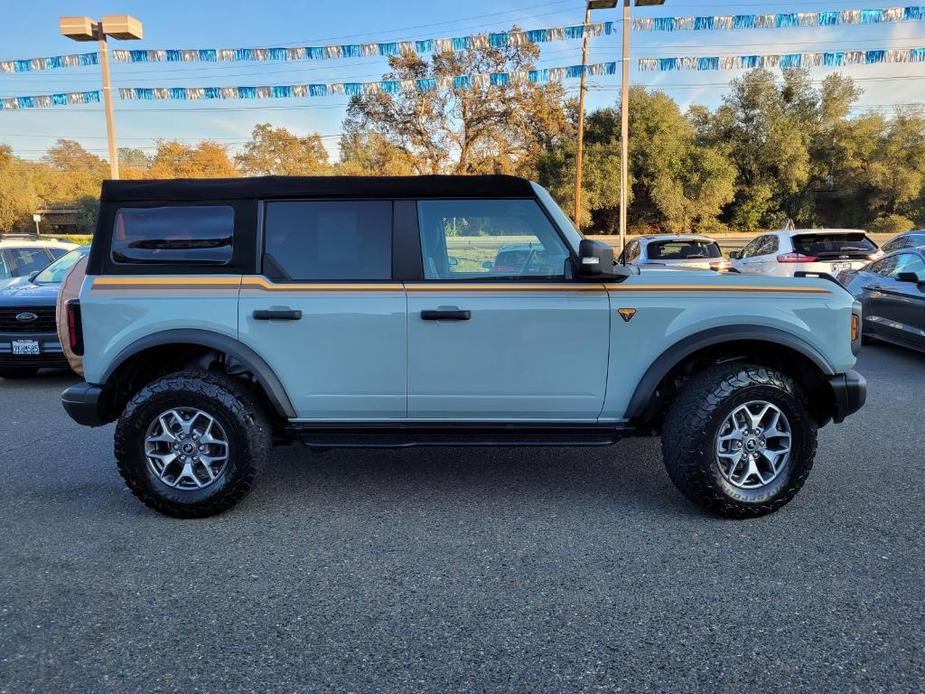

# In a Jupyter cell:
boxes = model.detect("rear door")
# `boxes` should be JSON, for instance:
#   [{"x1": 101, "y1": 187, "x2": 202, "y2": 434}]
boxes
[
  {"x1": 406, "y1": 198, "x2": 610, "y2": 421},
  {"x1": 238, "y1": 199, "x2": 407, "y2": 420}
]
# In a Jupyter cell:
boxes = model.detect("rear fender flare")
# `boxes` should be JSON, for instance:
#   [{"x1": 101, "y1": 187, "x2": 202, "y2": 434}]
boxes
[{"x1": 100, "y1": 328, "x2": 296, "y2": 418}]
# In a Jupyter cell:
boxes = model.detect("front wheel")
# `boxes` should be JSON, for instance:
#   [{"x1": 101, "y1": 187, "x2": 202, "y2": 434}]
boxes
[
  {"x1": 661, "y1": 363, "x2": 818, "y2": 518},
  {"x1": 114, "y1": 371, "x2": 272, "y2": 518}
]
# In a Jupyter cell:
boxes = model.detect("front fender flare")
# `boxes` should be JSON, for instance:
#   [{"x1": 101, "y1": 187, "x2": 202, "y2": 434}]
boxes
[
  {"x1": 100, "y1": 328, "x2": 297, "y2": 419},
  {"x1": 623, "y1": 325, "x2": 835, "y2": 421}
]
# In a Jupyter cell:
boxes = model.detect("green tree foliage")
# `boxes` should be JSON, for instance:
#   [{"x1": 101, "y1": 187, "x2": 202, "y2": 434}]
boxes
[
  {"x1": 540, "y1": 88, "x2": 735, "y2": 232},
  {"x1": 342, "y1": 30, "x2": 573, "y2": 176},
  {"x1": 74, "y1": 195, "x2": 99, "y2": 233},
  {"x1": 235, "y1": 123, "x2": 330, "y2": 175}
]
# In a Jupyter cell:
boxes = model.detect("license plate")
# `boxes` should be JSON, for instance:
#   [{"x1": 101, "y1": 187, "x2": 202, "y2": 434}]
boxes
[
  {"x1": 831, "y1": 262, "x2": 851, "y2": 273},
  {"x1": 12, "y1": 339, "x2": 40, "y2": 356}
]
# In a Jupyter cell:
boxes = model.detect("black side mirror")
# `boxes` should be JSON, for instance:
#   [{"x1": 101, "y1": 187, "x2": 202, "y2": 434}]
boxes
[
  {"x1": 728, "y1": 251, "x2": 741, "y2": 260},
  {"x1": 28, "y1": 270, "x2": 40, "y2": 282},
  {"x1": 896, "y1": 271, "x2": 925, "y2": 285},
  {"x1": 577, "y1": 240, "x2": 618, "y2": 277}
]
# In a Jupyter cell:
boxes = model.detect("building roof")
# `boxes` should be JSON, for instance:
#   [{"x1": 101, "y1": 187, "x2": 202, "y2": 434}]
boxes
[{"x1": 101, "y1": 175, "x2": 538, "y2": 202}]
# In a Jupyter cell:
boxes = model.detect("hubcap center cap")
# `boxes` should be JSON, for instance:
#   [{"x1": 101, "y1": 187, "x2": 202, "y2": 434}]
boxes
[
  {"x1": 745, "y1": 438, "x2": 759, "y2": 451},
  {"x1": 181, "y1": 442, "x2": 196, "y2": 454}
]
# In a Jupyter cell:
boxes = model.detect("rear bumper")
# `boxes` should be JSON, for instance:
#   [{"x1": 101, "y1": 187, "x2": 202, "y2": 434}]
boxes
[
  {"x1": 61, "y1": 382, "x2": 109, "y2": 427},
  {"x1": 828, "y1": 370, "x2": 867, "y2": 423}
]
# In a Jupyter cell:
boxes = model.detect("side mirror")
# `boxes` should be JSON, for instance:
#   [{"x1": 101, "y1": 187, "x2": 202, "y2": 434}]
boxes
[
  {"x1": 896, "y1": 271, "x2": 925, "y2": 285},
  {"x1": 577, "y1": 239, "x2": 616, "y2": 277},
  {"x1": 482, "y1": 260, "x2": 494, "y2": 270},
  {"x1": 728, "y1": 251, "x2": 741, "y2": 260},
  {"x1": 28, "y1": 270, "x2": 40, "y2": 282}
]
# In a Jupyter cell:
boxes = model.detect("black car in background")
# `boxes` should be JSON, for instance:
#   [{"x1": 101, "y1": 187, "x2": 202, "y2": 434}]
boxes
[
  {"x1": 838, "y1": 248, "x2": 925, "y2": 354},
  {"x1": 0, "y1": 246, "x2": 88, "y2": 378}
]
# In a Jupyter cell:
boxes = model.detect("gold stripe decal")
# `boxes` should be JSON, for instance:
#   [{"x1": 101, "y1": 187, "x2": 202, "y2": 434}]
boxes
[{"x1": 92, "y1": 277, "x2": 830, "y2": 295}]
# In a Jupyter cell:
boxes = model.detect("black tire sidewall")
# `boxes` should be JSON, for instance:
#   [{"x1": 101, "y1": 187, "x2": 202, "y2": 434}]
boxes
[
  {"x1": 703, "y1": 383, "x2": 814, "y2": 507},
  {"x1": 117, "y1": 382, "x2": 258, "y2": 511}
]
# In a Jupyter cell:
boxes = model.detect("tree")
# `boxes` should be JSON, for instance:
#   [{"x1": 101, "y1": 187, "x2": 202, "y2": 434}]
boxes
[
  {"x1": 336, "y1": 132, "x2": 417, "y2": 176},
  {"x1": 36, "y1": 139, "x2": 107, "y2": 205},
  {"x1": 0, "y1": 145, "x2": 40, "y2": 232},
  {"x1": 343, "y1": 30, "x2": 573, "y2": 176},
  {"x1": 235, "y1": 123, "x2": 330, "y2": 176},
  {"x1": 75, "y1": 195, "x2": 99, "y2": 233},
  {"x1": 540, "y1": 88, "x2": 735, "y2": 232},
  {"x1": 146, "y1": 139, "x2": 239, "y2": 179}
]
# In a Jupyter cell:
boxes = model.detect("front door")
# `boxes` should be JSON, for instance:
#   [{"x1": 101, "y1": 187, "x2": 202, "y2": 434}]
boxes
[
  {"x1": 866, "y1": 252, "x2": 925, "y2": 347},
  {"x1": 406, "y1": 198, "x2": 611, "y2": 421},
  {"x1": 239, "y1": 200, "x2": 406, "y2": 420}
]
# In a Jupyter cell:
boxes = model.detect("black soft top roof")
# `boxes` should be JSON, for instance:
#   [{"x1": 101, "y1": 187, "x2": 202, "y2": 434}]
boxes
[{"x1": 100, "y1": 175, "x2": 537, "y2": 202}]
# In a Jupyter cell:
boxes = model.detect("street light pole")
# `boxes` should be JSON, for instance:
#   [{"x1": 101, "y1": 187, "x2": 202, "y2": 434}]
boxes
[
  {"x1": 60, "y1": 15, "x2": 143, "y2": 180},
  {"x1": 573, "y1": 3, "x2": 593, "y2": 227},
  {"x1": 97, "y1": 28, "x2": 119, "y2": 179}
]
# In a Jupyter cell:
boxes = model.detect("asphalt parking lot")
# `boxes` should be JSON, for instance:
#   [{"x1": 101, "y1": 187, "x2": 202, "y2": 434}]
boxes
[{"x1": 1, "y1": 344, "x2": 922, "y2": 693}]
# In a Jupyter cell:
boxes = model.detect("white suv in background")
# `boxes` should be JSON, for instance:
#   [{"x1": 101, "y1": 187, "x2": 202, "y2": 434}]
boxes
[
  {"x1": 730, "y1": 229, "x2": 879, "y2": 277},
  {"x1": 620, "y1": 234, "x2": 732, "y2": 272}
]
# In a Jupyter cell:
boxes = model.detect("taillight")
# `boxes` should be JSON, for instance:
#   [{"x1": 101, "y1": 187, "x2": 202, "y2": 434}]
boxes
[
  {"x1": 777, "y1": 253, "x2": 817, "y2": 263},
  {"x1": 66, "y1": 300, "x2": 84, "y2": 356},
  {"x1": 709, "y1": 259, "x2": 732, "y2": 271}
]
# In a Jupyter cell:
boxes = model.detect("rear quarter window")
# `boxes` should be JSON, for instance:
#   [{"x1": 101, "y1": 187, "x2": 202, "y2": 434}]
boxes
[{"x1": 111, "y1": 206, "x2": 234, "y2": 264}]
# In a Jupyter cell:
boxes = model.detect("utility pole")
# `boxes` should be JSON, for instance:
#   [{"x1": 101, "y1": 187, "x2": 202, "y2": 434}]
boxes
[
  {"x1": 573, "y1": 3, "x2": 593, "y2": 227},
  {"x1": 60, "y1": 15, "x2": 143, "y2": 180},
  {"x1": 619, "y1": 0, "x2": 631, "y2": 252}
]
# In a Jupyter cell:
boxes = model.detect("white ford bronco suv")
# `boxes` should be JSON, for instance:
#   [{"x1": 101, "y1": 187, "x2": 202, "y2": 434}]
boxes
[{"x1": 62, "y1": 176, "x2": 866, "y2": 519}]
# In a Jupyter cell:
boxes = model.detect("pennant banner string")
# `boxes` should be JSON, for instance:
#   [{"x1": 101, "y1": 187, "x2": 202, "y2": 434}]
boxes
[
  {"x1": 638, "y1": 47, "x2": 925, "y2": 72},
  {"x1": 115, "y1": 62, "x2": 619, "y2": 102},
  {"x1": 0, "y1": 90, "x2": 101, "y2": 111},
  {"x1": 0, "y1": 22, "x2": 612, "y2": 73},
  {"x1": 634, "y1": 6, "x2": 925, "y2": 31}
]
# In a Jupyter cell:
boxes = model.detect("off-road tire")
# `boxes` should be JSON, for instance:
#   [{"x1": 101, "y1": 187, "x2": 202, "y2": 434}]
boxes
[
  {"x1": 114, "y1": 370, "x2": 272, "y2": 518},
  {"x1": 661, "y1": 363, "x2": 817, "y2": 519},
  {"x1": 0, "y1": 367, "x2": 39, "y2": 379}
]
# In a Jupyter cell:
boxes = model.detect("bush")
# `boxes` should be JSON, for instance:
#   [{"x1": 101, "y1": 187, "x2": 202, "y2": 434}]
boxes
[{"x1": 868, "y1": 214, "x2": 915, "y2": 235}]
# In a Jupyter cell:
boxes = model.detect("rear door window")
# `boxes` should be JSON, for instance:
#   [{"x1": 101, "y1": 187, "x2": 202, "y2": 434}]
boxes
[
  {"x1": 112, "y1": 206, "x2": 234, "y2": 264},
  {"x1": 263, "y1": 200, "x2": 392, "y2": 280},
  {"x1": 792, "y1": 233, "x2": 876, "y2": 259}
]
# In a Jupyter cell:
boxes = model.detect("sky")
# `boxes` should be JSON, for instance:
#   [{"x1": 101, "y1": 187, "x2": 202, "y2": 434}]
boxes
[{"x1": 0, "y1": 0, "x2": 923, "y2": 162}]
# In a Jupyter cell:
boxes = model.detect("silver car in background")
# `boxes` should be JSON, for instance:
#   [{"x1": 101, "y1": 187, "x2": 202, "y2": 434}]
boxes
[
  {"x1": 730, "y1": 229, "x2": 879, "y2": 277},
  {"x1": 620, "y1": 234, "x2": 733, "y2": 272}
]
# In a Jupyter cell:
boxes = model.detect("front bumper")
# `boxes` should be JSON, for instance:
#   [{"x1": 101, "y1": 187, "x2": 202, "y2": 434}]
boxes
[
  {"x1": 828, "y1": 370, "x2": 867, "y2": 423},
  {"x1": 0, "y1": 332, "x2": 67, "y2": 369},
  {"x1": 62, "y1": 382, "x2": 109, "y2": 427}
]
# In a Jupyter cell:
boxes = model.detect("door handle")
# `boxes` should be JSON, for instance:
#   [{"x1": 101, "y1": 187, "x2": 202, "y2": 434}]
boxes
[
  {"x1": 421, "y1": 309, "x2": 471, "y2": 321},
  {"x1": 253, "y1": 309, "x2": 302, "y2": 321}
]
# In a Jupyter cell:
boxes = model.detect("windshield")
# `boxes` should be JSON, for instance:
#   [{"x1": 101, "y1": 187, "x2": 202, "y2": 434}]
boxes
[
  {"x1": 648, "y1": 240, "x2": 722, "y2": 260},
  {"x1": 792, "y1": 233, "x2": 876, "y2": 258},
  {"x1": 34, "y1": 247, "x2": 88, "y2": 284}
]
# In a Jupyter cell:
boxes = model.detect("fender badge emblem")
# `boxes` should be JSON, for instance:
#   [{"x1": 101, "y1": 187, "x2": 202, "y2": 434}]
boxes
[{"x1": 618, "y1": 308, "x2": 636, "y2": 323}]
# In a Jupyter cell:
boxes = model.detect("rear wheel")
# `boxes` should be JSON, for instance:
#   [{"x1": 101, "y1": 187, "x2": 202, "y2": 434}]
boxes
[
  {"x1": 661, "y1": 363, "x2": 817, "y2": 518},
  {"x1": 114, "y1": 370, "x2": 272, "y2": 518},
  {"x1": 0, "y1": 367, "x2": 39, "y2": 379}
]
